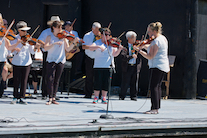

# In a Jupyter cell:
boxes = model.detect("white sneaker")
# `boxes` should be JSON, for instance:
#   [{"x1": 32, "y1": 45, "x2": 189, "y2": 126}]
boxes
[{"x1": 10, "y1": 98, "x2": 18, "y2": 104}]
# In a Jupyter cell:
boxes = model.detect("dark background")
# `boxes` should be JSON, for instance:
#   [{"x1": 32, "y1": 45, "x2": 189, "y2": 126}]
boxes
[{"x1": 0, "y1": 0, "x2": 199, "y2": 98}]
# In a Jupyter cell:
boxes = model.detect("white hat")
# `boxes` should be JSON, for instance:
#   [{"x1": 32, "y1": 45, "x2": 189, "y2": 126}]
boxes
[
  {"x1": 16, "y1": 21, "x2": 31, "y2": 31},
  {"x1": 47, "y1": 16, "x2": 64, "y2": 25}
]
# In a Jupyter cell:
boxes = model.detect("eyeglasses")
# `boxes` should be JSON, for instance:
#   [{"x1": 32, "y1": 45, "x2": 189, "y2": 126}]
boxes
[
  {"x1": 4, "y1": 24, "x2": 8, "y2": 25},
  {"x1": 105, "y1": 34, "x2": 111, "y2": 36},
  {"x1": 20, "y1": 30, "x2": 27, "y2": 32}
]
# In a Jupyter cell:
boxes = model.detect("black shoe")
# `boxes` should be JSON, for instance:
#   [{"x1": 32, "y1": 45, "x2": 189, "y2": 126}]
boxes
[
  {"x1": 131, "y1": 97, "x2": 137, "y2": 101},
  {"x1": 83, "y1": 95, "x2": 91, "y2": 99},
  {"x1": 4, "y1": 81, "x2": 7, "y2": 89},
  {"x1": 19, "y1": 99, "x2": 28, "y2": 105},
  {"x1": 56, "y1": 97, "x2": 60, "y2": 101},
  {"x1": 41, "y1": 97, "x2": 47, "y2": 100},
  {"x1": 119, "y1": 97, "x2": 124, "y2": 100}
]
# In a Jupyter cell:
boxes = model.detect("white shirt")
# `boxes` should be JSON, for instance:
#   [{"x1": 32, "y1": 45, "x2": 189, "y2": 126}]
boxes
[
  {"x1": 83, "y1": 31, "x2": 96, "y2": 59},
  {"x1": 65, "y1": 30, "x2": 79, "y2": 38},
  {"x1": 11, "y1": 34, "x2": 35, "y2": 66},
  {"x1": 38, "y1": 28, "x2": 53, "y2": 42},
  {"x1": 0, "y1": 37, "x2": 8, "y2": 62},
  {"x1": 93, "y1": 39, "x2": 116, "y2": 68},
  {"x1": 46, "y1": 33, "x2": 66, "y2": 64},
  {"x1": 38, "y1": 28, "x2": 53, "y2": 52},
  {"x1": 128, "y1": 43, "x2": 136, "y2": 64},
  {"x1": 34, "y1": 50, "x2": 43, "y2": 60},
  {"x1": 147, "y1": 35, "x2": 170, "y2": 73}
]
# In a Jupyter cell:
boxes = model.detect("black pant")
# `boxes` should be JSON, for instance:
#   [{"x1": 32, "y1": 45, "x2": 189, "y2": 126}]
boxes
[
  {"x1": 31, "y1": 70, "x2": 42, "y2": 82},
  {"x1": 94, "y1": 68, "x2": 110, "y2": 91},
  {"x1": 0, "y1": 62, "x2": 5, "y2": 97},
  {"x1": 120, "y1": 65, "x2": 139, "y2": 99},
  {"x1": 13, "y1": 65, "x2": 31, "y2": 99},
  {"x1": 42, "y1": 52, "x2": 48, "y2": 97},
  {"x1": 46, "y1": 62, "x2": 64, "y2": 98},
  {"x1": 84, "y1": 55, "x2": 94, "y2": 97},
  {"x1": 149, "y1": 68, "x2": 165, "y2": 110}
]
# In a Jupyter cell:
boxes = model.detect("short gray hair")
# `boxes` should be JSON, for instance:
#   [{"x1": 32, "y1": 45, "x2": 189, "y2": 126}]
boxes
[
  {"x1": 126, "y1": 31, "x2": 137, "y2": 39},
  {"x1": 92, "y1": 22, "x2": 101, "y2": 29}
]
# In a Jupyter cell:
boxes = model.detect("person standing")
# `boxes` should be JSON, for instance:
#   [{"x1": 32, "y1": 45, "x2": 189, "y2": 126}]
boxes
[
  {"x1": 134, "y1": 22, "x2": 170, "y2": 114},
  {"x1": 38, "y1": 16, "x2": 64, "y2": 100},
  {"x1": 89, "y1": 28, "x2": 123, "y2": 104},
  {"x1": 119, "y1": 31, "x2": 142, "y2": 101},
  {"x1": 44, "y1": 21, "x2": 78, "y2": 105},
  {"x1": 64, "y1": 20, "x2": 79, "y2": 38},
  {"x1": 10, "y1": 21, "x2": 41, "y2": 104},
  {"x1": 31, "y1": 47, "x2": 43, "y2": 94},
  {"x1": 82, "y1": 22, "x2": 101, "y2": 98},
  {"x1": 0, "y1": 15, "x2": 20, "y2": 97}
]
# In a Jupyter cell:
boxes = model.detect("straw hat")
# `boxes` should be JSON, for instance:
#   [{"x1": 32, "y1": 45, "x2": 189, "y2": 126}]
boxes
[
  {"x1": 16, "y1": 21, "x2": 31, "y2": 31},
  {"x1": 47, "y1": 16, "x2": 64, "y2": 25}
]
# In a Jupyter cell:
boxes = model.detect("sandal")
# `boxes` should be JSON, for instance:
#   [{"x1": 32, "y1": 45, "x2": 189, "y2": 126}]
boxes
[
  {"x1": 52, "y1": 100, "x2": 59, "y2": 105},
  {"x1": 46, "y1": 100, "x2": 52, "y2": 105},
  {"x1": 144, "y1": 110, "x2": 158, "y2": 114},
  {"x1": 34, "y1": 90, "x2": 37, "y2": 94}
]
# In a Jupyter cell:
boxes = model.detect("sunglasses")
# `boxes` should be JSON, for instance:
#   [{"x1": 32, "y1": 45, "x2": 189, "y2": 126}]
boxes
[
  {"x1": 20, "y1": 30, "x2": 27, "y2": 32},
  {"x1": 105, "y1": 33, "x2": 111, "y2": 36}
]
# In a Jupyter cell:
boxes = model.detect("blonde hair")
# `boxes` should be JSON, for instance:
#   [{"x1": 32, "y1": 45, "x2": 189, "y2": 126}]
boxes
[
  {"x1": 0, "y1": 13, "x2": 3, "y2": 25},
  {"x1": 148, "y1": 22, "x2": 162, "y2": 34}
]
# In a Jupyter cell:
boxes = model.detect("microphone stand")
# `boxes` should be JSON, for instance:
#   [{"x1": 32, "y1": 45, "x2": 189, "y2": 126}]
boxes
[{"x1": 100, "y1": 31, "x2": 115, "y2": 119}]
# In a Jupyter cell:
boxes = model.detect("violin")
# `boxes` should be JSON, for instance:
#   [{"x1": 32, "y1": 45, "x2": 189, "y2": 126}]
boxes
[
  {"x1": 0, "y1": 26, "x2": 16, "y2": 40},
  {"x1": 134, "y1": 37, "x2": 155, "y2": 47},
  {"x1": 107, "y1": 37, "x2": 127, "y2": 51},
  {"x1": 21, "y1": 34, "x2": 44, "y2": 46},
  {"x1": 95, "y1": 32, "x2": 101, "y2": 40},
  {"x1": 57, "y1": 31, "x2": 85, "y2": 43},
  {"x1": 132, "y1": 37, "x2": 155, "y2": 53},
  {"x1": 57, "y1": 31, "x2": 75, "y2": 41}
]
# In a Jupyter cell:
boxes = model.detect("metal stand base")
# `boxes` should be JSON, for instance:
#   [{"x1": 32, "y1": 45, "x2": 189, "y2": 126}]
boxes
[{"x1": 100, "y1": 114, "x2": 114, "y2": 119}]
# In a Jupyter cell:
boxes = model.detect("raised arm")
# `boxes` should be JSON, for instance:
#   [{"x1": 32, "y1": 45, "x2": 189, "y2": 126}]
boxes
[
  {"x1": 112, "y1": 45, "x2": 123, "y2": 57},
  {"x1": 137, "y1": 44, "x2": 158, "y2": 60},
  {"x1": 4, "y1": 38, "x2": 22, "y2": 51}
]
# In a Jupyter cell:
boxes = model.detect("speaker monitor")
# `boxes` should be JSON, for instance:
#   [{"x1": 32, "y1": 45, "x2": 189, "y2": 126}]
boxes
[{"x1": 197, "y1": 59, "x2": 207, "y2": 98}]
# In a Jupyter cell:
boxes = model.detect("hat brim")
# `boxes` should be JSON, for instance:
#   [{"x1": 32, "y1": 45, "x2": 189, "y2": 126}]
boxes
[
  {"x1": 47, "y1": 20, "x2": 64, "y2": 26},
  {"x1": 18, "y1": 26, "x2": 31, "y2": 31}
]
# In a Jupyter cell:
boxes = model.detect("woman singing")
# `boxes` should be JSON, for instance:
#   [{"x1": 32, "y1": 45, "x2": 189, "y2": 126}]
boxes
[
  {"x1": 44, "y1": 21, "x2": 78, "y2": 105},
  {"x1": 134, "y1": 22, "x2": 170, "y2": 114}
]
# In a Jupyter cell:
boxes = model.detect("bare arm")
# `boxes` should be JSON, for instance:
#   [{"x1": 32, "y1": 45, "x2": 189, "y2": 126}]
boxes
[
  {"x1": 5, "y1": 38, "x2": 22, "y2": 51},
  {"x1": 82, "y1": 45, "x2": 91, "y2": 50},
  {"x1": 44, "y1": 35, "x2": 63, "y2": 51},
  {"x1": 85, "y1": 43, "x2": 105, "y2": 51},
  {"x1": 138, "y1": 44, "x2": 158, "y2": 60},
  {"x1": 64, "y1": 38, "x2": 79, "y2": 52},
  {"x1": 112, "y1": 45, "x2": 123, "y2": 57}
]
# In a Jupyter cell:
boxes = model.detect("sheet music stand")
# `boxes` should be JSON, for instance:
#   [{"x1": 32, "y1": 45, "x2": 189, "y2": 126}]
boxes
[{"x1": 163, "y1": 55, "x2": 176, "y2": 99}]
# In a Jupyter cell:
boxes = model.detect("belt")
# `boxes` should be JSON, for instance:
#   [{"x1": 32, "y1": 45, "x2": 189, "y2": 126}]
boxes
[{"x1": 128, "y1": 64, "x2": 136, "y2": 66}]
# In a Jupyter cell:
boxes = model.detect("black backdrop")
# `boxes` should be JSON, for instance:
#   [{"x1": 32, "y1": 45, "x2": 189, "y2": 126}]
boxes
[{"x1": 0, "y1": 0, "x2": 197, "y2": 98}]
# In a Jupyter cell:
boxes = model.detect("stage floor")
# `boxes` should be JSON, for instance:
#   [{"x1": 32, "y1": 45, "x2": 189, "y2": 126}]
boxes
[{"x1": 0, "y1": 87, "x2": 207, "y2": 137}]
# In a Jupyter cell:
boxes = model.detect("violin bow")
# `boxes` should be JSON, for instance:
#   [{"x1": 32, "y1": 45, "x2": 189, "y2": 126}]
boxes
[
  {"x1": 107, "y1": 22, "x2": 112, "y2": 29},
  {"x1": 70, "y1": 18, "x2": 77, "y2": 28},
  {"x1": 17, "y1": 25, "x2": 40, "y2": 54},
  {"x1": 22, "y1": 25, "x2": 40, "y2": 46},
  {"x1": 143, "y1": 25, "x2": 149, "y2": 41},
  {"x1": 117, "y1": 31, "x2": 125, "y2": 39},
  {"x1": 2, "y1": 19, "x2": 15, "y2": 41},
  {"x1": 30, "y1": 25, "x2": 40, "y2": 39}
]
